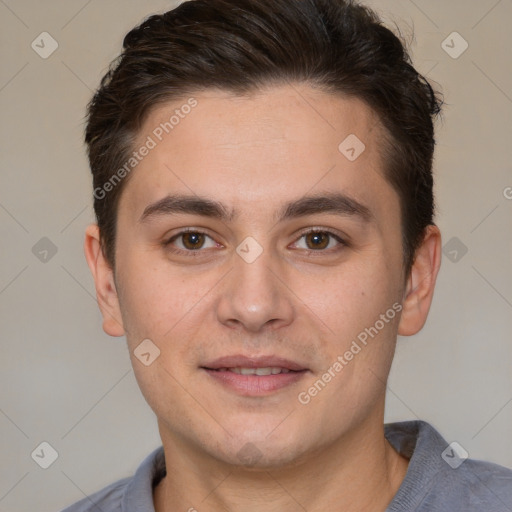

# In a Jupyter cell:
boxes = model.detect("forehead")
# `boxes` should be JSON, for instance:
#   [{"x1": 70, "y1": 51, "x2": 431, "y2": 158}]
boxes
[{"x1": 120, "y1": 84, "x2": 394, "y2": 222}]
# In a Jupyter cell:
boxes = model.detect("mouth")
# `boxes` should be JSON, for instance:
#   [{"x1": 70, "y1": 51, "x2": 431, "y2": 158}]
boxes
[
  {"x1": 201, "y1": 355, "x2": 309, "y2": 396},
  {"x1": 210, "y1": 366, "x2": 295, "y2": 375}
]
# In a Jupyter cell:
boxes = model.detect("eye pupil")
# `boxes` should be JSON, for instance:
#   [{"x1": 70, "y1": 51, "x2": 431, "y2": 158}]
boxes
[
  {"x1": 306, "y1": 232, "x2": 329, "y2": 250},
  {"x1": 183, "y1": 232, "x2": 204, "y2": 250}
]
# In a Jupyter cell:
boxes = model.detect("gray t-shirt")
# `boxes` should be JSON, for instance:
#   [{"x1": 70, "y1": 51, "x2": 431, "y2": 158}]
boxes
[{"x1": 60, "y1": 420, "x2": 512, "y2": 511}]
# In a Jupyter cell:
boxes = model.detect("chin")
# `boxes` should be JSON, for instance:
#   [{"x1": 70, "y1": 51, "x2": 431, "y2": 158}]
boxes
[
  {"x1": 216, "y1": 443, "x2": 304, "y2": 470},
  {"x1": 205, "y1": 424, "x2": 312, "y2": 469}
]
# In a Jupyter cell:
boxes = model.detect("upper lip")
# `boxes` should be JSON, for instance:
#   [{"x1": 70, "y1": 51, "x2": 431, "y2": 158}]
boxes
[{"x1": 202, "y1": 355, "x2": 308, "y2": 372}]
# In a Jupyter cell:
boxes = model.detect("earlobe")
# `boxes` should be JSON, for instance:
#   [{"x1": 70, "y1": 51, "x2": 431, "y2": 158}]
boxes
[
  {"x1": 398, "y1": 225, "x2": 442, "y2": 337},
  {"x1": 84, "y1": 224, "x2": 125, "y2": 337}
]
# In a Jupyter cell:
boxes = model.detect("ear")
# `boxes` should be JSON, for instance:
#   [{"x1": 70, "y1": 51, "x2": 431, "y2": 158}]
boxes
[
  {"x1": 84, "y1": 224, "x2": 125, "y2": 337},
  {"x1": 398, "y1": 225, "x2": 442, "y2": 336}
]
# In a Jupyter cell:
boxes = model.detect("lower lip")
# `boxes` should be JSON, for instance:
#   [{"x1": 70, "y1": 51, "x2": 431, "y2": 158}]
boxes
[{"x1": 202, "y1": 368, "x2": 308, "y2": 396}]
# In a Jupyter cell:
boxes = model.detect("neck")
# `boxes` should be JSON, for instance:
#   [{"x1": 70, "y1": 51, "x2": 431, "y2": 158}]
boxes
[{"x1": 153, "y1": 412, "x2": 409, "y2": 512}]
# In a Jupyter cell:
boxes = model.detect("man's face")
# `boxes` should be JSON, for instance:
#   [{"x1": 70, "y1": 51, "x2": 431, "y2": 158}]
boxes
[{"x1": 112, "y1": 85, "x2": 406, "y2": 467}]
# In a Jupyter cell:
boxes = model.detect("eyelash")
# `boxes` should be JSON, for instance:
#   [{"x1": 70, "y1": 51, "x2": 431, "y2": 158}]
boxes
[{"x1": 162, "y1": 227, "x2": 347, "y2": 257}]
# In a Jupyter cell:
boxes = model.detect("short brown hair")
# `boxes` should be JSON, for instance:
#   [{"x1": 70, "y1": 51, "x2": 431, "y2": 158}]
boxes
[{"x1": 85, "y1": 0, "x2": 442, "y2": 275}]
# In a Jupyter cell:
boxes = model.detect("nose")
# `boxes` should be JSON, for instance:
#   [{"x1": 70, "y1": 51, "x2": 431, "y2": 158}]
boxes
[{"x1": 215, "y1": 242, "x2": 295, "y2": 333}]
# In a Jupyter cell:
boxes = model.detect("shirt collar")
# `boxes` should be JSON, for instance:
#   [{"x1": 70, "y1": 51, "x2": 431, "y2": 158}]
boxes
[{"x1": 122, "y1": 445, "x2": 166, "y2": 512}]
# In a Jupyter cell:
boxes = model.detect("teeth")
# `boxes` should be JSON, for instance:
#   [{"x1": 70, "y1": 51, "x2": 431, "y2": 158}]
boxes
[{"x1": 224, "y1": 367, "x2": 291, "y2": 375}]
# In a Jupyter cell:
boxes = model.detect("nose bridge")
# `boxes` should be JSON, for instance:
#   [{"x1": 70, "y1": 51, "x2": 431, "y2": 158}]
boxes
[{"x1": 216, "y1": 237, "x2": 294, "y2": 332}]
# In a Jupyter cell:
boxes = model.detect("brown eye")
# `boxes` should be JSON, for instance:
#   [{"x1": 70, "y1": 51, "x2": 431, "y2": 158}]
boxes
[
  {"x1": 181, "y1": 232, "x2": 205, "y2": 250},
  {"x1": 304, "y1": 231, "x2": 331, "y2": 250},
  {"x1": 292, "y1": 229, "x2": 346, "y2": 253},
  {"x1": 164, "y1": 230, "x2": 218, "y2": 253}
]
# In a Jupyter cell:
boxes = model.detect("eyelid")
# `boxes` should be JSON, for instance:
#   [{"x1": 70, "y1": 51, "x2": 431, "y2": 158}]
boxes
[
  {"x1": 163, "y1": 228, "x2": 221, "y2": 253},
  {"x1": 289, "y1": 227, "x2": 347, "y2": 252}
]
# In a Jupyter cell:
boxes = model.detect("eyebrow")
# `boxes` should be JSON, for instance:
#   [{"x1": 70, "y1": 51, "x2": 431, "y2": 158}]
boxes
[{"x1": 138, "y1": 192, "x2": 374, "y2": 225}]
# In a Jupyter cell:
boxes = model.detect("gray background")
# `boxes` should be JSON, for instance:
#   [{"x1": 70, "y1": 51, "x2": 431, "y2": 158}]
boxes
[{"x1": 1, "y1": 0, "x2": 511, "y2": 510}]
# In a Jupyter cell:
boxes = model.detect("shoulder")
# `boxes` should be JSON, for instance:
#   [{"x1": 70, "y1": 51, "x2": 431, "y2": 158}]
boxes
[
  {"x1": 418, "y1": 457, "x2": 512, "y2": 511},
  {"x1": 448, "y1": 457, "x2": 512, "y2": 508},
  {"x1": 59, "y1": 446, "x2": 165, "y2": 512},
  {"x1": 60, "y1": 477, "x2": 129, "y2": 512},
  {"x1": 385, "y1": 420, "x2": 512, "y2": 511}
]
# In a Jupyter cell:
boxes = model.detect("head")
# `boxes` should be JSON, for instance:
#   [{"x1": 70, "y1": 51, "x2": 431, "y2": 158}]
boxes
[{"x1": 84, "y1": 0, "x2": 442, "y2": 469}]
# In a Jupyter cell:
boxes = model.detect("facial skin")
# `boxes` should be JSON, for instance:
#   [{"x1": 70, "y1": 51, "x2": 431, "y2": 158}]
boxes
[{"x1": 85, "y1": 84, "x2": 441, "y2": 511}]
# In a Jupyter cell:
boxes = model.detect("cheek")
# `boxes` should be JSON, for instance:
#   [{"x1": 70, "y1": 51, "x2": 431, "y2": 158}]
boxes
[
  {"x1": 303, "y1": 259, "x2": 398, "y2": 338},
  {"x1": 116, "y1": 251, "x2": 223, "y2": 363},
  {"x1": 115, "y1": 251, "x2": 188, "y2": 343},
  {"x1": 296, "y1": 268, "x2": 401, "y2": 432}
]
